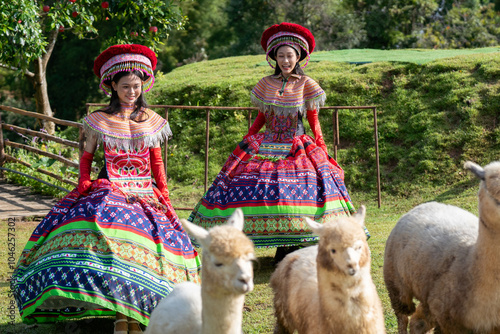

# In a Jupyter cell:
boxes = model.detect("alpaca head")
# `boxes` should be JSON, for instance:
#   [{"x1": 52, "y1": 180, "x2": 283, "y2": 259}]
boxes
[
  {"x1": 181, "y1": 209, "x2": 256, "y2": 295},
  {"x1": 305, "y1": 206, "x2": 369, "y2": 277},
  {"x1": 465, "y1": 161, "x2": 500, "y2": 226}
]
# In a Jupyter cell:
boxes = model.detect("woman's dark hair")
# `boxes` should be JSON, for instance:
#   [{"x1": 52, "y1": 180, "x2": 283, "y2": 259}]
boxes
[
  {"x1": 96, "y1": 70, "x2": 149, "y2": 122},
  {"x1": 273, "y1": 46, "x2": 305, "y2": 76}
]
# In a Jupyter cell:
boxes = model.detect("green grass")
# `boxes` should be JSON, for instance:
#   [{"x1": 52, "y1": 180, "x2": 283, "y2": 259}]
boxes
[{"x1": 0, "y1": 179, "x2": 481, "y2": 333}]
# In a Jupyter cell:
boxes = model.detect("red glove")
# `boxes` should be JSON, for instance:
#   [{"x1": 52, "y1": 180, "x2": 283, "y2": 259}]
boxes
[
  {"x1": 150, "y1": 147, "x2": 171, "y2": 204},
  {"x1": 78, "y1": 151, "x2": 94, "y2": 195},
  {"x1": 243, "y1": 111, "x2": 266, "y2": 138},
  {"x1": 307, "y1": 109, "x2": 328, "y2": 154}
]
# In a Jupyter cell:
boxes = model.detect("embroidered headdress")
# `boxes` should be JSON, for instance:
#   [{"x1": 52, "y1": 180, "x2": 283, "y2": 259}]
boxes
[
  {"x1": 261, "y1": 22, "x2": 315, "y2": 69},
  {"x1": 94, "y1": 44, "x2": 157, "y2": 96}
]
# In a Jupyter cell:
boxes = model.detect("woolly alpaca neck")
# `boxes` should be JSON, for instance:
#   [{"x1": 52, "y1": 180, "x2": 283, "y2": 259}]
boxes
[
  {"x1": 470, "y1": 184, "x2": 500, "y2": 281},
  {"x1": 317, "y1": 261, "x2": 378, "y2": 333},
  {"x1": 201, "y1": 285, "x2": 245, "y2": 334},
  {"x1": 464, "y1": 201, "x2": 500, "y2": 330}
]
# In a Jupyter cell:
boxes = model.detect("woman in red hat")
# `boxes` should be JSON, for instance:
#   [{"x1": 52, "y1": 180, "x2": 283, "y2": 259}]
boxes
[
  {"x1": 188, "y1": 23, "x2": 366, "y2": 260},
  {"x1": 12, "y1": 44, "x2": 201, "y2": 333}
]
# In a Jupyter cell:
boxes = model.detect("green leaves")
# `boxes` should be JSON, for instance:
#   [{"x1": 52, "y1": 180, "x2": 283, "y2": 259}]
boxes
[
  {"x1": 0, "y1": 0, "x2": 186, "y2": 71},
  {"x1": 413, "y1": 3, "x2": 500, "y2": 49},
  {"x1": 0, "y1": 0, "x2": 46, "y2": 69},
  {"x1": 31, "y1": 157, "x2": 57, "y2": 170}
]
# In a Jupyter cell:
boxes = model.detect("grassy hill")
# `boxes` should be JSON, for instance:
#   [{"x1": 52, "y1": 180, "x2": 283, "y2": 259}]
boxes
[{"x1": 149, "y1": 48, "x2": 500, "y2": 197}]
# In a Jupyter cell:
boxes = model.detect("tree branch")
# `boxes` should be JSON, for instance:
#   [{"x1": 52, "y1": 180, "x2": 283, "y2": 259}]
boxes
[
  {"x1": 0, "y1": 63, "x2": 35, "y2": 78},
  {"x1": 42, "y1": 29, "x2": 59, "y2": 69},
  {"x1": 0, "y1": 63, "x2": 19, "y2": 72}
]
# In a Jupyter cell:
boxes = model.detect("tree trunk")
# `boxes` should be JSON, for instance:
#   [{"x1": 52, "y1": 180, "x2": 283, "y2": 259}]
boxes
[
  {"x1": 33, "y1": 57, "x2": 55, "y2": 135},
  {"x1": 29, "y1": 29, "x2": 59, "y2": 135}
]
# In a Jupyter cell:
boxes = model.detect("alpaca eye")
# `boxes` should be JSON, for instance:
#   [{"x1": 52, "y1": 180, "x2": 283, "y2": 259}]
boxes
[
  {"x1": 215, "y1": 263, "x2": 223, "y2": 267},
  {"x1": 331, "y1": 249, "x2": 336, "y2": 254}
]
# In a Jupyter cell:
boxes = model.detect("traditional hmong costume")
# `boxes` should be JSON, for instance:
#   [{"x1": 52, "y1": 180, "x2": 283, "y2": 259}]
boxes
[
  {"x1": 188, "y1": 23, "x2": 360, "y2": 247},
  {"x1": 12, "y1": 44, "x2": 201, "y2": 326}
]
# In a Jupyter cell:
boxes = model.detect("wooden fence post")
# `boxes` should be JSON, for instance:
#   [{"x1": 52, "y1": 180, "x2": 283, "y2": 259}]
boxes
[
  {"x1": 247, "y1": 109, "x2": 253, "y2": 129},
  {"x1": 332, "y1": 109, "x2": 339, "y2": 161},
  {"x1": 373, "y1": 107, "x2": 381, "y2": 208},
  {"x1": 204, "y1": 109, "x2": 210, "y2": 193}
]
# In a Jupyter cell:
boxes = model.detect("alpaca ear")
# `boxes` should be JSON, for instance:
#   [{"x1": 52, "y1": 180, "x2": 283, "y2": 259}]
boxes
[
  {"x1": 464, "y1": 161, "x2": 485, "y2": 181},
  {"x1": 304, "y1": 216, "x2": 323, "y2": 235},
  {"x1": 181, "y1": 219, "x2": 210, "y2": 246},
  {"x1": 226, "y1": 208, "x2": 245, "y2": 231},
  {"x1": 352, "y1": 205, "x2": 366, "y2": 227}
]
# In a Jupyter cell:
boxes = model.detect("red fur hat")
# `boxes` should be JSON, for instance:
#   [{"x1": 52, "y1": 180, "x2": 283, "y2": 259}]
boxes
[
  {"x1": 94, "y1": 44, "x2": 157, "y2": 96},
  {"x1": 261, "y1": 22, "x2": 315, "y2": 68}
]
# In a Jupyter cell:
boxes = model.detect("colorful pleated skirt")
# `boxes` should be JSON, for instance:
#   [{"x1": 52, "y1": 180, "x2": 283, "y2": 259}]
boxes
[
  {"x1": 188, "y1": 133, "x2": 359, "y2": 247},
  {"x1": 12, "y1": 179, "x2": 201, "y2": 325}
]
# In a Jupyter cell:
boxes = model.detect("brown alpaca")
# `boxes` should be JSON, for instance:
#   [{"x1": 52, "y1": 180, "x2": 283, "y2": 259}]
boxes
[{"x1": 270, "y1": 206, "x2": 385, "y2": 334}]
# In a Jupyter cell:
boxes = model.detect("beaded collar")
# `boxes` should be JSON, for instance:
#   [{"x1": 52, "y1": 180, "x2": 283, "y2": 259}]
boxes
[
  {"x1": 83, "y1": 104, "x2": 171, "y2": 150},
  {"x1": 251, "y1": 74, "x2": 326, "y2": 116}
]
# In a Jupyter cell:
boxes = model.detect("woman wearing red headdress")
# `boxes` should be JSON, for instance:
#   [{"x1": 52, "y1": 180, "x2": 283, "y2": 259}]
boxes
[
  {"x1": 12, "y1": 44, "x2": 201, "y2": 333},
  {"x1": 188, "y1": 23, "x2": 367, "y2": 260}
]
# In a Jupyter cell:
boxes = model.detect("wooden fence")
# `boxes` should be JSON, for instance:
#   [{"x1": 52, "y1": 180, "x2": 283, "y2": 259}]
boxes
[
  {"x1": 0, "y1": 104, "x2": 381, "y2": 208},
  {"x1": 0, "y1": 105, "x2": 84, "y2": 193}
]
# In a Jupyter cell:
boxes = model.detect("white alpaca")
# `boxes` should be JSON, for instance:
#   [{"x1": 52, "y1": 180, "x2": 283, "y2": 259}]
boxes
[
  {"x1": 384, "y1": 161, "x2": 500, "y2": 334},
  {"x1": 270, "y1": 206, "x2": 385, "y2": 334},
  {"x1": 145, "y1": 208, "x2": 255, "y2": 334}
]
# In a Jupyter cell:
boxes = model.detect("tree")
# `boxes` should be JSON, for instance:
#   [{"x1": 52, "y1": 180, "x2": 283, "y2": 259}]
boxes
[
  {"x1": 272, "y1": 0, "x2": 367, "y2": 50},
  {"x1": 413, "y1": 2, "x2": 500, "y2": 49},
  {"x1": 221, "y1": 0, "x2": 279, "y2": 57},
  {"x1": 0, "y1": 0, "x2": 184, "y2": 134},
  {"x1": 158, "y1": 0, "x2": 368, "y2": 71},
  {"x1": 345, "y1": 0, "x2": 439, "y2": 48},
  {"x1": 221, "y1": 0, "x2": 366, "y2": 55},
  {"x1": 157, "y1": 0, "x2": 227, "y2": 72},
  {"x1": 344, "y1": 0, "x2": 499, "y2": 49}
]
